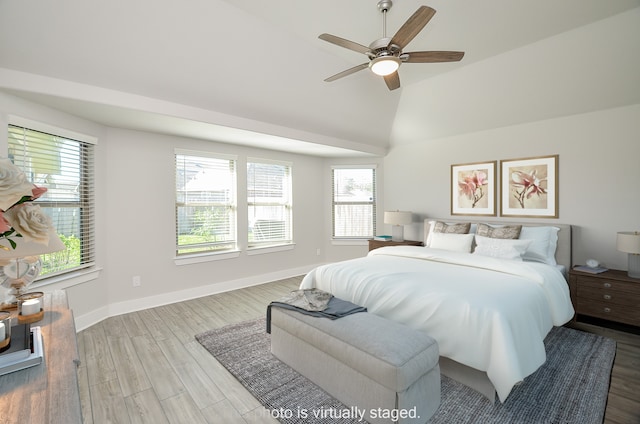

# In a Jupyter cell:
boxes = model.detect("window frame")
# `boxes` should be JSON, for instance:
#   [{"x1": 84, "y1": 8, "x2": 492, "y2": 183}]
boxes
[
  {"x1": 174, "y1": 149, "x2": 238, "y2": 258},
  {"x1": 7, "y1": 117, "x2": 97, "y2": 283},
  {"x1": 247, "y1": 157, "x2": 293, "y2": 250},
  {"x1": 331, "y1": 165, "x2": 377, "y2": 240}
]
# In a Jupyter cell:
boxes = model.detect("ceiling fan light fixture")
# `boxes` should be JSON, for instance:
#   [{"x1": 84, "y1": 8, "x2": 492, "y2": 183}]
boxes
[{"x1": 370, "y1": 56, "x2": 400, "y2": 76}]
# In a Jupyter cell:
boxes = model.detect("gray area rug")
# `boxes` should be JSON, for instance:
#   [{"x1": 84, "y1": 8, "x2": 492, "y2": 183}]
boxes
[{"x1": 195, "y1": 318, "x2": 616, "y2": 424}]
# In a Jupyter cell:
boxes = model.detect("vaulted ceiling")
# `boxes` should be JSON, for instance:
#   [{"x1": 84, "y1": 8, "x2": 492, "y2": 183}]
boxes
[{"x1": 0, "y1": 0, "x2": 638, "y2": 156}]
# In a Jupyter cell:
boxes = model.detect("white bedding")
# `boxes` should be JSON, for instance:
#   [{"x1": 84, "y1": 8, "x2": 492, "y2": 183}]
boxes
[{"x1": 300, "y1": 245, "x2": 575, "y2": 402}]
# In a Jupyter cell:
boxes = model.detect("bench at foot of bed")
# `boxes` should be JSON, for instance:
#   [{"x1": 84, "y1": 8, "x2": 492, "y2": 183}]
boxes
[{"x1": 270, "y1": 307, "x2": 441, "y2": 424}]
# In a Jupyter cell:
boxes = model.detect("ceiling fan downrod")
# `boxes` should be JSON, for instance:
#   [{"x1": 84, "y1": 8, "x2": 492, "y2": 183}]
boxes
[{"x1": 377, "y1": 0, "x2": 393, "y2": 38}]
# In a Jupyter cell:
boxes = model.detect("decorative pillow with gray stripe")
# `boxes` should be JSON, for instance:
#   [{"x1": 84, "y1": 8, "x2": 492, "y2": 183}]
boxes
[{"x1": 476, "y1": 223, "x2": 522, "y2": 239}]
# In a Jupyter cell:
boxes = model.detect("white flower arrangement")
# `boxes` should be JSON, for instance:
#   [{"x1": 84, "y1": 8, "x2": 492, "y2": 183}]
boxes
[{"x1": 0, "y1": 158, "x2": 53, "y2": 251}]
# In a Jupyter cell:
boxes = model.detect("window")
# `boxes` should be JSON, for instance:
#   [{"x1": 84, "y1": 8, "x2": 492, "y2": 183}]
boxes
[
  {"x1": 332, "y1": 166, "x2": 376, "y2": 239},
  {"x1": 247, "y1": 159, "x2": 292, "y2": 248},
  {"x1": 175, "y1": 151, "x2": 237, "y2": 255},
  {"x1": 8, "y1": 124, "x2": 96, "y2": 278}
]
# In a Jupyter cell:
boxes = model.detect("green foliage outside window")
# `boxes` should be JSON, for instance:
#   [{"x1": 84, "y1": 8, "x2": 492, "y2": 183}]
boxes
[{"x1": 40, "y1": 234, "x2": 81, "y2": 276}]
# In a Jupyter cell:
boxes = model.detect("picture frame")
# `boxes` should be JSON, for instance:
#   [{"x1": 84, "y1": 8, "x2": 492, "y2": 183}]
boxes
[
  {"x1": 451, "y1": 161, "x2": 496, "y2": 216},
  {"x1": 500, "y1": 155, "x2": 558, "y2": 218}
]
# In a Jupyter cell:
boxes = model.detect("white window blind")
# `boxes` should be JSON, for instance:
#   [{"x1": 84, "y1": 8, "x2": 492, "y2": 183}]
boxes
[
  {"x1": 247, "y1": 159, "x2": 292, "y2": 248},
  {"x1": 332, "y1": 166, "x2": 376, "y2": 239},
  {"x1": 8, "y1": 124, "x2": 96, "y2": 278},
  {"x1": 175, "y1": 151, "x2": 237, "y2": 255}
]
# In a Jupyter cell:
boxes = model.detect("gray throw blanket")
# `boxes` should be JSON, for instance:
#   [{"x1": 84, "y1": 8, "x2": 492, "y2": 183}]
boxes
[
  {"x1": 266, "y1": 288, "x2": 367, "y2": 333},
  {"x1": 275, "y1": 288, "x2": 333, "y2": 311}
]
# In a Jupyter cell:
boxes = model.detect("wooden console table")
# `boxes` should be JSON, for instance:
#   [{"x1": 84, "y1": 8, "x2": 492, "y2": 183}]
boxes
[{"x1": 0, "y1": 290, "x2": 82, "y2": 423}]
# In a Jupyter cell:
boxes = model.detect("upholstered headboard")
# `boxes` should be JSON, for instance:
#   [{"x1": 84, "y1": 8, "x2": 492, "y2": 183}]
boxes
[{"x1": 423, "y1": 218, "x2": 572, "y2": 272}]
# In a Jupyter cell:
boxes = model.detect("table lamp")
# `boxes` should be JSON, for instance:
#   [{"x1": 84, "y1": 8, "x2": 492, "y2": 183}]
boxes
[
  {"x1": 384, "y1": 211, "x2": 412, "y2": 242},
  {"x1": 616, "y1": 231, "x2": 640, "y2": 279}
]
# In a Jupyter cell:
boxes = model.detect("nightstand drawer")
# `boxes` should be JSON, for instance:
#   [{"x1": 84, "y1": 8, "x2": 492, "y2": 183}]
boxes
[
  {"x1": 576, "y1": 299, "x2": 640, "y2": 326},
  {"x1": 576, "y1": 285, "x2": 640, "y2": 308},
  {"x1": 578, "y1": 276, "x2": 640, "y2": 295}
]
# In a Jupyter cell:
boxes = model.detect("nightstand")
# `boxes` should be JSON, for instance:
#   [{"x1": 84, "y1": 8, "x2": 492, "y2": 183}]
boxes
[
  {"x1": 568, "y1": 268, "x2": 640, "y2": 327},
  {"x1": 368, "y1": 239, "x2": 423, "y2": 252}
]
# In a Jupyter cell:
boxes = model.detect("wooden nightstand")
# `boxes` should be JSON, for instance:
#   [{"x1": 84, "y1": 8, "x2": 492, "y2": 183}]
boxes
[
  {"x1": 568, "y1": 268, "x2": 640, "y2": 327},
  {"x1": 368, "y1": 239, "x2": 423, "y2": 251}
]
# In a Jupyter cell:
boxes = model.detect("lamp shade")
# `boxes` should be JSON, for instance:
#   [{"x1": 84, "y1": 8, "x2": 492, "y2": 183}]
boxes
[
  {"x1": 384, "y1": 211, "x2": 412, "y2": 226},
  {"x1": 617, "y1": 232, "x2": 640, "y2": 254},
  {"x1": 0, "y1": 228, "x2": 66, "y2": 259}
]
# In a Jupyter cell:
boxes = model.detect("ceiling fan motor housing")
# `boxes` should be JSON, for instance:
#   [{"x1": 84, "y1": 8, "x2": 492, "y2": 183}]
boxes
[{"x1": 368, "y1": 37, "x2": 401, "y2": 59}]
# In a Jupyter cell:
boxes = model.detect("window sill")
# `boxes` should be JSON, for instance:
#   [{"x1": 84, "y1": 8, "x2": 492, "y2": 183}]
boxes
[
  {"x1": 32, "y1": 267, "x2": 102, "y2": 291},
  {"x1": 246, "y1": 243, "x2": 295, "y2": 256},
  {"x1": 174, "y1": 250, "x2": 241, "y2": 266}
]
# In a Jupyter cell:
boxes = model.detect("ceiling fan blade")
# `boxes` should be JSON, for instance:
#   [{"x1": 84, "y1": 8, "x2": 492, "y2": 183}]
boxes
[
  {"x1": 403, "y1": 51, "x2": 465, "y2": 63},
  {"x1": 324, "y1": 63, "x2": 369, "y2": 82},
  {"x1": 389, "y1": 6, "x2": 436, "y2": 50},
  {"x1": 383, "y1": 72, "x2": 400, "y2": 91},
  {"x1": 318, "y1": 33, "x2": 370, "y2": 55}
]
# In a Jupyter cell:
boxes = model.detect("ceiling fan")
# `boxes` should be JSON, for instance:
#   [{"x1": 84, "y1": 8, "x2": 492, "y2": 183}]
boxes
[{"x1": 319, "y1": 0, "x2": 464, "y2": 91}]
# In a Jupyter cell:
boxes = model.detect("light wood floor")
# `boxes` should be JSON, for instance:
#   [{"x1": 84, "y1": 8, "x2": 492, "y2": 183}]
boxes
[
  {"x1": 77, "y1": 276, "x2": 640, "y2": 424},
  {"x1": 567, "y1": 320, "x2": 640, "y2": 424}
]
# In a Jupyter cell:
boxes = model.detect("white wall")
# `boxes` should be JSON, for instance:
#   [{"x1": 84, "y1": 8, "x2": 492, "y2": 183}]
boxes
[
  {"x1": 73, "y1": 126, "x2": 337, "y2": 329},
  {"x1": 0, "y1": 91, "x2": 351, "y2": 329},
  {"x1": 101, "y1": 127, "x2": 327, "y2": 295},
  {"x1": 385, "y1": 104, "x2": 640, "y2": 270}
]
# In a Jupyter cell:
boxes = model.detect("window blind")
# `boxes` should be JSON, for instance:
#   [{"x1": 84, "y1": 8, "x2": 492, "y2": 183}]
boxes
[
  {"x1": 175, "y1": 152, "x2": 237, "y2": 255},
  {"x1": 247, "y1": 159, "x2": 292, "y2": 247},
  {"x1": 8, "y1": 124, "x2": 96, "y2": 278},
  {"x1": 332, "y1": 166, "x2": 376, "y2": 238}
]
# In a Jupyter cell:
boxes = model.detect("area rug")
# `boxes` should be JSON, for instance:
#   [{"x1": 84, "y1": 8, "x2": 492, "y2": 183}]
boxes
[{"x1": 195, "y1": 319, "x2": 616, "y2": 424}]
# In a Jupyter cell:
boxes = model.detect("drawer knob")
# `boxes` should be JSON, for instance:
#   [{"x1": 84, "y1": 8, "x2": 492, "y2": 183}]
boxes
[
  {"x1": 603, "y1": 294, "x2": 611, "y2": 300},
  {"x1": 603, "y1": 307, "x2": 611, "y2": 313},
  {"x1": 603, "y1": 283, "x2": 612, "y2": 288}
]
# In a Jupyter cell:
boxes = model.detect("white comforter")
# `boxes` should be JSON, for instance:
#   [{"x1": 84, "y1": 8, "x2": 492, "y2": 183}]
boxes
[{"x1": 300, "y1": 246, "x2": 575, "y2": 402}]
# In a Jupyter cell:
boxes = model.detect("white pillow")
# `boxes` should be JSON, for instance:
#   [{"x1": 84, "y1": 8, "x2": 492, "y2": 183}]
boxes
[
  {"x1": 474, "y1": 235, "x2": 532, "y2": 261},
  {"x1": 425, "y1": 220, "x2": 436, "y2": 246},
  {"x1": 519, "y1": 226, "x2": 560, "y2": 265},
  {"x1": 425, "y1": 220, "x2": 476, "y2": 246},
  {"x1": 429, "y1": 233, "x2": 474, "y2": 253}
]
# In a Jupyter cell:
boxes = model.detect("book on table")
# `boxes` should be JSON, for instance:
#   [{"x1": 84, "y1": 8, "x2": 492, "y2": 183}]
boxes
[
  {"x1": 374, "y1": 235, "x2": 392, "y2": 241},
  {"x1": 0, "y1": 325, "x2": 43, "y2": 376},
  {"x1": 0, "y1": 324, "x2": 31, "y2": 365},
  {"x1": 573, "y1": 265, "x2": 609, "y2": 274}
]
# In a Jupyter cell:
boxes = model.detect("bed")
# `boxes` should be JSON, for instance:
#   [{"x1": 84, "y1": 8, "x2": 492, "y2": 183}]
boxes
[{"x1": 299, "y1": 219, "x2": 575, "y2": 403}]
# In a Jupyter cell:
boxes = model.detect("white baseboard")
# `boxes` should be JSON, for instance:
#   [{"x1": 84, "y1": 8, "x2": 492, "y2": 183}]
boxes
[
  {"x1": 73, "y1": 264, "x2": 320, "y2": 332},
  {"x1": 75, "y1": 305, "x2": 110, "y2": 331}
]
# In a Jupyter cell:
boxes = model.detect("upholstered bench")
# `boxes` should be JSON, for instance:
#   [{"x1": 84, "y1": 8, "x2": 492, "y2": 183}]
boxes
[{"x1": 270, "y1": 307, "x2": 440, "y2": 424}]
